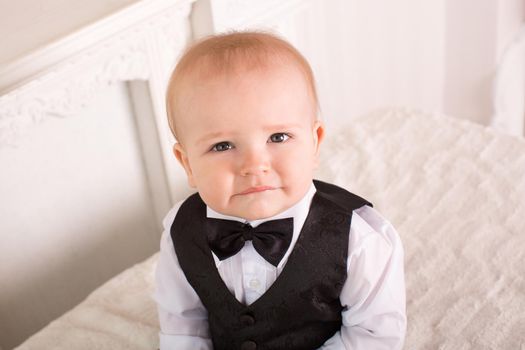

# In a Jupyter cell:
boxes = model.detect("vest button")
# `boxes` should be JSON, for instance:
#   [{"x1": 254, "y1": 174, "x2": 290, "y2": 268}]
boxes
[
  {"x1": 241, "y1": 340, "x2": 257, "y2": 350},
  {"x1": 240, "y1": 314, "x2": 256, "y2": 326}
]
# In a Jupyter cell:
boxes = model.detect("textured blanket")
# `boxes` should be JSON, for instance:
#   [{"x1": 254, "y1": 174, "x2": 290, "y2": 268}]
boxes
[{"x1": 15, "y1": 109, "x2": 525, "y2": 349}]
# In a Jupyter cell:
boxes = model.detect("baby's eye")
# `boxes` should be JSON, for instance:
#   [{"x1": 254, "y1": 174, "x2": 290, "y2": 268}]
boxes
[
  {"x1": 211, "y1": 141, "x2": 233, "y2": 152},
  {"x1": 268, "y1": 133, "x2": 290, "y2": 143}
]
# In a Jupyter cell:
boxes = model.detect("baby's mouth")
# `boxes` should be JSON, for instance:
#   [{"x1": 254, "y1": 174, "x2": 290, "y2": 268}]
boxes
[{"x1": 238, "y1": 186, "x2": 276, "y2": 195}]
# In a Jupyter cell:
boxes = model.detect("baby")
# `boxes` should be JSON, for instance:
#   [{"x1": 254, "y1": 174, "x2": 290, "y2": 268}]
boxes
[{"x1": 154, "y1": 31, "x2": 406, "y2": 349}]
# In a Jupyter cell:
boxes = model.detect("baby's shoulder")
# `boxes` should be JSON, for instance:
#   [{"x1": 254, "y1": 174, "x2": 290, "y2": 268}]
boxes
[
  {"x1": 314, "y1": 179, "x2": 372, "y2": 214},
  {"x1": 349, "y1": 205, "x2": 400, "y2": 250}
]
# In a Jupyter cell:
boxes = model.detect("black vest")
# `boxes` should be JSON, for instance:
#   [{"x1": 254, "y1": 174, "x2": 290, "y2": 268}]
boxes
[{"x1": 171, "y1": 180, "x2": 372, "y2": 350}]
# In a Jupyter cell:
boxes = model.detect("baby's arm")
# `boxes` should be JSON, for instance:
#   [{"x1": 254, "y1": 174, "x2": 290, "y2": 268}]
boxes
[
  {"x1": 320, "y1": 206, "x2": 407, "y2": 350},
  {"x1": 154, "y1": 202, "x2": 212, "y2": 350}
]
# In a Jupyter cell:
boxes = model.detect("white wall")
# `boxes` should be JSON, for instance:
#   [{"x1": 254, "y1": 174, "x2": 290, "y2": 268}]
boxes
[
  {"x1": 307, "y1": 0, "x2": 447, "y2": 131},
  {"x1": 0, "y1": 82, "x2": 160, "y2": 348},
  {"x1": 443, "y1": 0, "x2": 524, "y2": 125},
  {"x1": 302, "y1": 0, "x2": 524, "y2": 129}
]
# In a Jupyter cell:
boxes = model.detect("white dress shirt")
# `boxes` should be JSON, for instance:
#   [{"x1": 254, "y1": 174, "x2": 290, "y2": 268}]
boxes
[{"x1": 153, "y1": 182, "x2": 406, "y2": 349}]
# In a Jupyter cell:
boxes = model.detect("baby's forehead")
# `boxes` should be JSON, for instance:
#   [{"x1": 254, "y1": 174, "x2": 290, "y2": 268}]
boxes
[
  {"x1": 166, "y1": 32, "x2": 319, "y2": 139},
  {"x1": 182, "y1": 52, "x2": 305, "y2": 85},
  {"x1": 176, "y1": 65, "x2": 316, "y2": 133},
  {"x1": 175, "y1": 61, "x2": 317, "y2": 126},
  {"x1": 179, "y1": 61, "x2": 316, "y2": 115}
]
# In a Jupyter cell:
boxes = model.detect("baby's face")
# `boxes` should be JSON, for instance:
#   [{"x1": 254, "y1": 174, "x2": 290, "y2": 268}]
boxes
[{"x1": 173, "y1": 64, "x2": 324, "y2": 220}]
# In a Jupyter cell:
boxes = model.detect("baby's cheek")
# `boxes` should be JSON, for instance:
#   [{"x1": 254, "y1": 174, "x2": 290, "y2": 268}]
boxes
[{"x1": 205, "y1": 173, "x2": 233, "y2": 198}]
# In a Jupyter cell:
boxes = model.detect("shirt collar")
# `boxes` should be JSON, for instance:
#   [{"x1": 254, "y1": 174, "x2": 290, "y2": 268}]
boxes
[{"x1": 206, "y1": 182, "x2": 317, "y2": 268}]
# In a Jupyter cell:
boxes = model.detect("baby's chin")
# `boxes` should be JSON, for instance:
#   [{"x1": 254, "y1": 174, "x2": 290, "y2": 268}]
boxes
[
  {"x1": 213, "y1": 202, "x2": 287, "y2": 221},
  {"x1": 224, "y1": 208, "x2": 280, "y2": 221},
  {"x1": 238, "y1": 209, "x2": 280, "y2": 221}
]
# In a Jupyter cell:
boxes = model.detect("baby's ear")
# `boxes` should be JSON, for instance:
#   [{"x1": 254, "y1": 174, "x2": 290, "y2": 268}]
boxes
[
  {"x1": 173, "y1": 143, "x2": 196, "y2": 188},
  {"x1": 312, "y1": 120, "x2": 325, "y2": 158}
]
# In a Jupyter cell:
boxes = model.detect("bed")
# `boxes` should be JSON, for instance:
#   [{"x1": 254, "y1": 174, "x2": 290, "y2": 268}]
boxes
[{"x1": 14, "y1": 108, "x2": 525, "y2": 349}]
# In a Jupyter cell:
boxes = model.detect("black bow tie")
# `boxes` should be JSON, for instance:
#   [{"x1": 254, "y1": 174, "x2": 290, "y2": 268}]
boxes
[{"x1": 205, "y1": 217, "x2": 294, "y2": 266}]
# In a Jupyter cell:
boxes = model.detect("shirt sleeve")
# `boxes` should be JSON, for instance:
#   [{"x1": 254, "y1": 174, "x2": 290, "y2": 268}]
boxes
[
  {"x1": 319, "y1": 205, "x2": 407, "y2": 350},
  {"x1": 153, "y1": 201, "x2": 213, "y2": 350}
]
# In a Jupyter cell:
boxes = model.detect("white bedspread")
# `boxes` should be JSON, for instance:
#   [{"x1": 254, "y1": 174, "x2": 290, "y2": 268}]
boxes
[{"x1": 16, "y1": 109, "x2": 525, "y2": 349}]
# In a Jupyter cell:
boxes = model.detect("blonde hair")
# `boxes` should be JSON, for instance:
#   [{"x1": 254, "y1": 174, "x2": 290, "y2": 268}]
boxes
[{"x1": 165, "y1": 31, "x2": 319, "y2": 139}]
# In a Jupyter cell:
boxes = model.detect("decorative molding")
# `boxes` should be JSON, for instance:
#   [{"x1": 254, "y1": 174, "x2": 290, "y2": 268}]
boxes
[
  {"x1": 0, "y1": 0, "x2": 194, "y2": 94},
  {"x1": 0, "y1": 1, "x2": 192, "y2": 147}
]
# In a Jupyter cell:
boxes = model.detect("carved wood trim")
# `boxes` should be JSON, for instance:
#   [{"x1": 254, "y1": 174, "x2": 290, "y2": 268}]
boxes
[{"x1": 0, "y1": 1, "x2": 192, "y2": 147}]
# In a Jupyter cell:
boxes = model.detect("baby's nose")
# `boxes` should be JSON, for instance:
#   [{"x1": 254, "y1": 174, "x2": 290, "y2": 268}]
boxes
[{"x1": 239, "y1": 149, "x2": 270, "y2": 176}]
